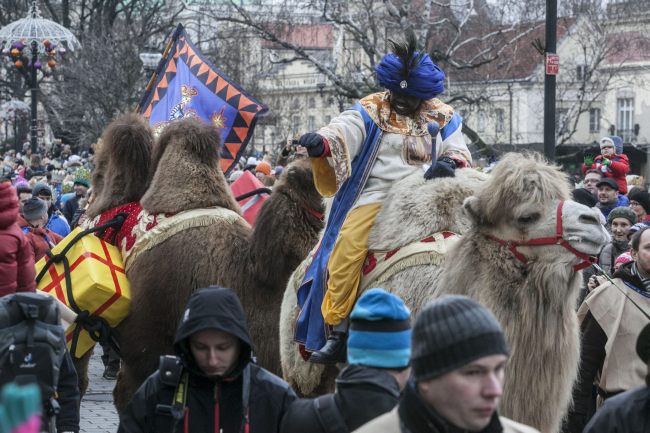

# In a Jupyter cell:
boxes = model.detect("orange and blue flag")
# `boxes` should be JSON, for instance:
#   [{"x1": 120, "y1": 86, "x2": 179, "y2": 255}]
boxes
[{"x1": 138, "y1": 24, "x2": 268, "y2": 175}]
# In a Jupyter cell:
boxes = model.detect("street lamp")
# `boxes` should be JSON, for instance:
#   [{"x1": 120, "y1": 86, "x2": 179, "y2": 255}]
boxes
[
  {"x1": 139, "y1": 49, "x2": 163, "y2": 74},
  {"x1": 0, "y1": 1, "x2": 80, "y2": 154}
]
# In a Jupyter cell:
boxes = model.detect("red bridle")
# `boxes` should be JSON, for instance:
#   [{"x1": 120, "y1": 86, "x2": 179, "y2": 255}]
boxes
[{"x1": 486, "y1": 201, "x2": 596, "y2": 272}]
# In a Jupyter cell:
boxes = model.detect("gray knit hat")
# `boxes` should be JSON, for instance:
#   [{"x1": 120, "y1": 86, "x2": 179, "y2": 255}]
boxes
[
  {"x1": 411, "y1": 295, "x2": 509, "y2": 382},
  {"x1": 607, "y1": 206, "x2": 637, "y2": 225},
  {"x1": 22, "y1": 197, "x2": 48, "y2": 222}
]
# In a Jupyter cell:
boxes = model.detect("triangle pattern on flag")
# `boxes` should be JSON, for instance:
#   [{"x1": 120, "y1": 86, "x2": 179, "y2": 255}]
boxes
[
  {"x1": 232, "y1": 113, "x2": 249, "y2": 128},
  {"x1": 197, "y1": 63, "x2": 209, "y2": 77},
  {"x1": 233, "y1": 127, "x2": 249, "y2": 142},
  {"x1": 215, "y1": 78, "x2": 228, "y2": 95},
  {"x1": 225, "y1": 143, "x2": 240, "y2": 159},
  {"x1": 238, "y1": 110, "x2": 256, "y2": 127},
  {"x1": 167, "y1": 59, "x2": 177, "y2": 73},
  {"x1": 226, "y1": 85, "x2": 240, "y2": 102},
  {"x1": 143, "y1": 105, "x2": 152, "y2": 118},
  {"x1": 206, "y1": 70, "x2": 218, "y2": 86},
  {"x1": 238, "y1": 94, "x2": 254, "y2": 110},
  {"x1": 189, "y1": 55, "x2": 202, "y2": 68},
  {"x1": 224, "y1": 129, "x2": 242, "y2": 144},
  {"x1": 152, "y1": 89, "x2": 160, "y2": 103},
  {"x1": 159, "y1": 74, "x2": 168, "y2": 89},
  {"x1": 227, "y1": 94, "x2": 241, "y2": 108},
  {"x1": 178, "y1": 42, "x2": 188, "y2": 57}
]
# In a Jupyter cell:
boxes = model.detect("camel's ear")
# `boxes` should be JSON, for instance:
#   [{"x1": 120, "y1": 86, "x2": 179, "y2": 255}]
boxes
[{"x1": 463, "y1": 196, "x2": 482, "y2": 225}]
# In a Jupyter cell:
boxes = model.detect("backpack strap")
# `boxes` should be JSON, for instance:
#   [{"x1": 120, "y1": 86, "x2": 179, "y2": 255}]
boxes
[
  {"x1": 155, "y1": 355, "x2": 188, "y2": 433},
  {"x1": 313, "y1": 394, "x2": 349, "y2": 433}
]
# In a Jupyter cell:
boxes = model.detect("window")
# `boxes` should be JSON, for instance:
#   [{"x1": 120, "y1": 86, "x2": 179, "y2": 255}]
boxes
[
  {"x1": 576, "y1": 65, "x2": 587, "y2": 81},
  {"x1": 477, "y1": 111, "x2": 486, "y2": 132},
  {"x1": 495, "y1": 108, "x2": 504, "y2": 133},
  {"x1": 307, "y1": 116, "x2": 315, "y2": 131},
  {"x1": 589, "y1": 108, "x2": 600, "y2": 133},
  {"x1": 292, "y1": 115, "x2": 301, "y2": 132},
  {"x1": 617, "y1": 98, "x2": 634, "y2": 142},
  {"x1": 308, "y1": 97, "x2": 316, "y2": 109}
]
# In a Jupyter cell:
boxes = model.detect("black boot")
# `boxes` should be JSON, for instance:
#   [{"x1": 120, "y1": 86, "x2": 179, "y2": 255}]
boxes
[{"x1": 309, "y1": 331, "x2": 347, "y2": 364}]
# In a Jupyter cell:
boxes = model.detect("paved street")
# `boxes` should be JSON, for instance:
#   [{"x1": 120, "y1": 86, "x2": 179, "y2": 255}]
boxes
[{"x1": 80, "y1": 349, "x2": 119, "y2": 433}]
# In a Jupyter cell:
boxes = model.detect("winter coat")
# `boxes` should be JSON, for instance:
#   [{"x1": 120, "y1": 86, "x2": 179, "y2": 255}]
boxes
[
  {"x1": 597, "y1": 194, "x2": 630, "y2": 220},
  {"x1": 21, "y1": 225, "x2": 63, "y2": 262},
  {"x1": 353, "y1": 380, "x2": 538, "y2": 433},
  {"x1": 598, "y1": 239, "x2": 629, "y2": 275},
  {"x1": 63, "y1": 195, "x2": 81, "y2": 226},
  {"x1": 582, "y1": 153, "x2": 630, "y2": 194},
  {"x1": 118, "y1": 287, "x2": 296, "y2": 433},
  {"x1": 281, "y1": 364, "x2": 401, "y2": 433},
  {"x1": 583, "y1": 385, "x2": 650, "y2": 433},
  {"x1": 0, "y1": 181, "x2": 36, "y2": 296},
  {"x1": 567, "y1": 262, "x2": 650, "y2": 433},
  {"x1": 47, "y1": 211, "x2": 70, "y2": 238}
]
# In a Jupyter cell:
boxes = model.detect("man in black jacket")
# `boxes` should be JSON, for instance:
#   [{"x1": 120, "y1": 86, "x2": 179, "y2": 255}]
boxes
[
  {"x1": 117, "y1": 286, "x2": 296, "y2": 433},
  {"x1": 280, "y1": 288, "x2": 412, "y2": 433},
  {"x1": 583, "y1": 322, "x2": 650, "y2": 432}
]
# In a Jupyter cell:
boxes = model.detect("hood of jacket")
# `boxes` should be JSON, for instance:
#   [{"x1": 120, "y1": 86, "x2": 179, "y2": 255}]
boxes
[
  {"x1": 0, "y1": 182, "x2": 19, "y2": 229},
  {"x1": 173, "y1": 286, "x2": 254, "y2": 380}
]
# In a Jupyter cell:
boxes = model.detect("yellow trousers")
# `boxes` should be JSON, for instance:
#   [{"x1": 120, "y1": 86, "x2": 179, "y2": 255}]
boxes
[{"x1": 321, "y1": 203, "x2": 382, "y2": 326}]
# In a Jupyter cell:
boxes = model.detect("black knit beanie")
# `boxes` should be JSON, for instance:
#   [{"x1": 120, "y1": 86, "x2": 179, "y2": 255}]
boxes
[
  {"x1": 411, "y1": 295, "x2": 509, "y2": 382},
  {"x1": 629, "y1": 190, "x2": 650, "y2": 215}
]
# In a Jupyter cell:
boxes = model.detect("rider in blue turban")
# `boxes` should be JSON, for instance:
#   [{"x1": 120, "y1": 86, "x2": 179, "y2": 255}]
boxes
[
  {"x1": 375, "y1": 51, "x2": 446, "y2": 101},
  {"x1": 294, "y1": 34, "x2": 471, "y2": 364}
]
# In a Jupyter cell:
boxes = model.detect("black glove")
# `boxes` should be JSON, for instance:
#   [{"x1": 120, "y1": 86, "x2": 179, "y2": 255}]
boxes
[
  {"x1": 424, "y1": 157, "x2": 457, "y2": 180},
  {"x1": 298, "y1": 133, "x2": 325, "y2": 157}
]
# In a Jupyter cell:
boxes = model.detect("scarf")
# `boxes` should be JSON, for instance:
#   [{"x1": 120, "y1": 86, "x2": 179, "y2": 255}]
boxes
[
  {"x1": 631, "y1": 263, "x2": 650, "y2": 292},
  {"x1": 398, "y1": 380, "x2": 502, "y2": 433}
]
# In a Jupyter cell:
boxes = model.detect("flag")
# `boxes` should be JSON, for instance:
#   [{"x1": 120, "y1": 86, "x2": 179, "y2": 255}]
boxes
[{"x1": 138, "y1": 24, "x2": 268, "y2": 175}]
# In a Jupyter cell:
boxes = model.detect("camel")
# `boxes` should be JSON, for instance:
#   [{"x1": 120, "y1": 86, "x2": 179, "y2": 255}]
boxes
[
  {"x1": 113, "y1": 119, "x2": 324, "y2": 412},
  {"x1": 70, "y1": 113, "x2": 153, "y2": 397},
  {"x1": 280, "y1": 153, "x2": 610, "y2": 433}
]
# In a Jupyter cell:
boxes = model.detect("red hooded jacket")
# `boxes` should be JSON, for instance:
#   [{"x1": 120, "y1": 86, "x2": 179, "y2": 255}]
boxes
[
  {"x1": 581, "y1": 153, "x2": 630, "y2": 194},
  {"x1": 0, "y1": 181, "x2": 36, "y2": 296}
]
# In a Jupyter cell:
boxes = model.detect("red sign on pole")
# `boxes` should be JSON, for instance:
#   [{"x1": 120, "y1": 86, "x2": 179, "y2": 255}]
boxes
[{"x1": 546, "y1": 53, "x2": 560, "y2": 75}]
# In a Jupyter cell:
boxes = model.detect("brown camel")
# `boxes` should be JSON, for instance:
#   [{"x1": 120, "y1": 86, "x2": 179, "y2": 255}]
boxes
[
  {"x1": 280, "y1": 153, "x2": 610, "y2": 433},
  {"x1": 113, "y1": 118, "x2": 323, "y2": 412},
  {"x1": 71, "y1": 113, "x2": 153, "y2": 397}
]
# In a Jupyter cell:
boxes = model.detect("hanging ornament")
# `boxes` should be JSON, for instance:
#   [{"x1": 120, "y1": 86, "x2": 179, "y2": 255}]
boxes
[
  {"x1": 43, "y1": 39, "x2": 51, "y2": 48},
  {"x1": 2, "y1": 48, "x2": 9, "y2": 56},
  {"x1": 47, "y1": 59, "x2": 56, "y2": 68},
  {"x1": 34, "y1": 61, "x2": 42, "y2": 69},
  {"x1": 58, "y1": 47, "x2": 66, "y2": 56},
  {"x1": 49, "y1": 50, "x2": 56, "y2": 56},
  {"x1": 15, "y1": 60, "x2": 23, "y2": 68},
  {"x1": 10, "y1": 48, "x2": 20, "y2": 57},
  {"x1": 14, "y1": 41, "x2": 25, "y2": 50}
]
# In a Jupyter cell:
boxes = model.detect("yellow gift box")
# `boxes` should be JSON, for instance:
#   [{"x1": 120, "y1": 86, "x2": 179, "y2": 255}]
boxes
[{"x1": 36, "y1": 227, "x2": 131, "y2": 357}]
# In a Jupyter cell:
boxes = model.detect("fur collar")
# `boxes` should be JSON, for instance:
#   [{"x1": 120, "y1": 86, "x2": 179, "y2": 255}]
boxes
[{"x1": 359, "y1": 91, "x2": 454, "y2": 136}]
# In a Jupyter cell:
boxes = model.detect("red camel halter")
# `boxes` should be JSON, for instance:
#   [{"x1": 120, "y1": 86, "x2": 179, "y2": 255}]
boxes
[{"x1": 486, "y1": 200, "x2": 595, "y2": 271}]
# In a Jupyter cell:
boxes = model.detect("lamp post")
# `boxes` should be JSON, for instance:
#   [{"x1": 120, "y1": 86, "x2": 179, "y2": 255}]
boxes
[
  {"x1": 0, "y1": 1, "x2": 80, "y2": 154},
  {"x1": 139, "y1": 49, "x2": 163, "y2": 74}
]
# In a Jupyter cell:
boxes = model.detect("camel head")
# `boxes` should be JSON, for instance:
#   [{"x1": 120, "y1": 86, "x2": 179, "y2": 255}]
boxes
[
  {"x1": 368, "y1": 168, "x2": 488, "y2": 251},
  {"x1": 141, "y1": 118, "x2": 240, "y2": 214},
  {"x1": 463, "y1": 152, "x2": 610, "y2": 273},
  {"x1": 87, "y1": 113, "x2": 153, "y2": 219}
]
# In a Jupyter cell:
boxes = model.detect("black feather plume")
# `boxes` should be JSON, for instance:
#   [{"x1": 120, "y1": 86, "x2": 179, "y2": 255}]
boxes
[{"x1": 388, "y1": 31, "x2": 424, "y2": 79}]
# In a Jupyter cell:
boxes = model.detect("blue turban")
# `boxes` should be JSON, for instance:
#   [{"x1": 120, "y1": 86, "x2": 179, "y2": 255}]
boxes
[{"x1": 375, "y1": 52, "x2": 445, "y2": 100}]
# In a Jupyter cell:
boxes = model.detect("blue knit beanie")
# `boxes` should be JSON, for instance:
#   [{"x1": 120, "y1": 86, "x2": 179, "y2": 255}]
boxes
[{"x1": 347, "y1": 288, "x2": 411, "y2": 369}]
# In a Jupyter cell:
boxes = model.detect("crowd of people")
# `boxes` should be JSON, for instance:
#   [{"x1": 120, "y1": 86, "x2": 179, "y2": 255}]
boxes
[{"x1": 0, "y1": 34, "x2": 649, "y2": 433}]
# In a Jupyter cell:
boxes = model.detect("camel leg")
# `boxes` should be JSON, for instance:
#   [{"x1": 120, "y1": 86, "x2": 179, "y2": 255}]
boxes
[{"x1": 72, "y1": 349, "x2": 92, "y2": 399}]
